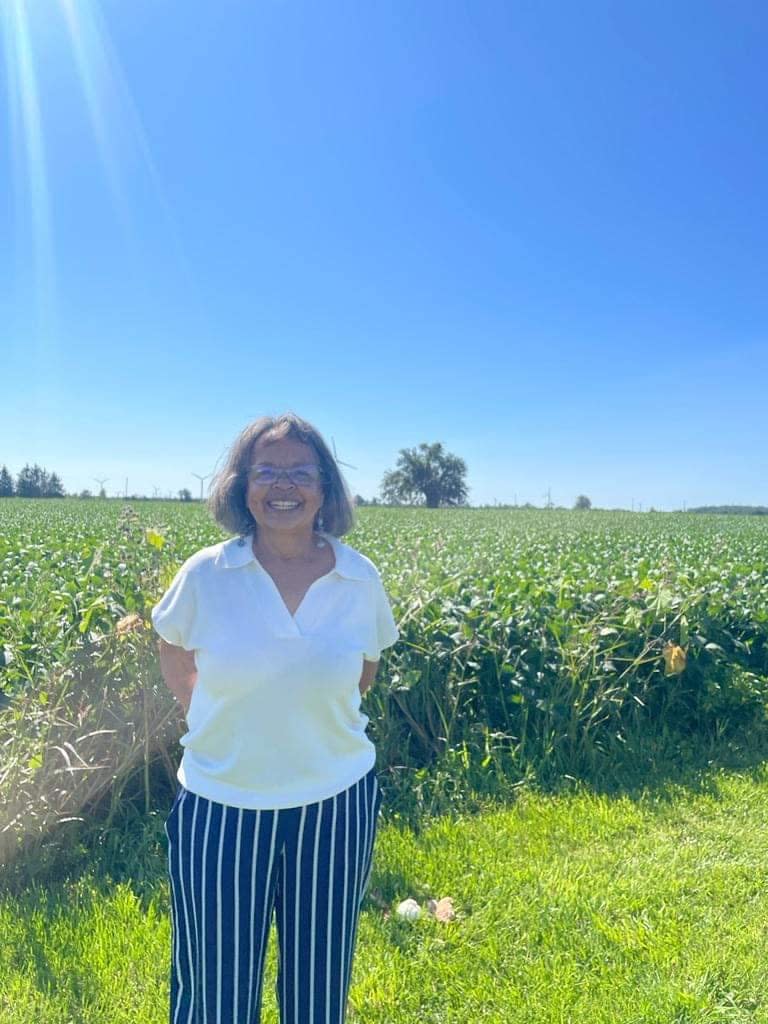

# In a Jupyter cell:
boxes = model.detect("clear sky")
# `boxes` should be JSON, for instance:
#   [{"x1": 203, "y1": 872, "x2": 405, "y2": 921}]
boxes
[{"x1": 1, "y1": 1, "x2": 766, "y2": 509}]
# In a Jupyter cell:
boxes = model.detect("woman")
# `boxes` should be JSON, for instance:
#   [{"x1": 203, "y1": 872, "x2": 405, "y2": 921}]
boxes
[{"x1": 152, "y1": 413, "x2": 399, "y2": 1024}]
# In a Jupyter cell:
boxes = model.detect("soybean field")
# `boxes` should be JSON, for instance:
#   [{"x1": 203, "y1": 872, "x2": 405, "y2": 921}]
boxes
[{"x1": 1, "y1": 499, "x2": 768, "y2": 868}]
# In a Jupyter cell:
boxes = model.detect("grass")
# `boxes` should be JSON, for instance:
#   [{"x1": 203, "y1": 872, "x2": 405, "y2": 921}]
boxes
[
  {"x1": 3, "y1": 501, "x2": 768, "y2": 876},
  {"x1": 2, "y1": 503, "x2": 767, "y2": 1020},
  {"x1": 3, "y1": 758, "x2": 768, "y2": 1023}
]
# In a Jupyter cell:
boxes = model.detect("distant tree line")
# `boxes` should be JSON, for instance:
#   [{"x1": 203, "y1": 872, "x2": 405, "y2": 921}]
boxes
[
  {"x1": 0, "y1": 464, "x2": 65, "y2": 498},
  {"x1": 687, "y1": 505, "x2": 768, "y2": 516},
  {"x1": 0, "y1": 467, "x2": 205, "y2": 502},
  {"x1": 3, "y1": 453, "x2": 761, "y2": 514}
]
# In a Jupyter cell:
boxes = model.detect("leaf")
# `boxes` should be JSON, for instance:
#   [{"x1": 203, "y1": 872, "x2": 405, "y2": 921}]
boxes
[
  {"x1": 623, "y1": 608, "x2": 644, "y2": 630},
  {"x1": 663, "y1": 643, "x2": 687, "y2": 675},
  {"x1": 116, "y1": 613, "x2": 144, "y2": 636},
  {"x1": 79, "y1": 597, "x2": 107, "y2": 634},
  {"x1": 679, "y1": 615, "x2": 689, "y2": 647},
  {"x1": 145, "y1": 529, "x2": 166, "y2": 550}
]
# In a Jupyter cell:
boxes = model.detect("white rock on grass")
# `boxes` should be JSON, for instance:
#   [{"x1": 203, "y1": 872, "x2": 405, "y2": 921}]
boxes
[{"x1": 395, "y1": 898, "x2": 421, "y2": 921}]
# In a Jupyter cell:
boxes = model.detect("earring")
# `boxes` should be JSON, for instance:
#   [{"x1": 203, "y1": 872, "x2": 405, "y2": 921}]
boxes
[{"x1": 316, "y1": 510, "x2": 325, "y2": 531}]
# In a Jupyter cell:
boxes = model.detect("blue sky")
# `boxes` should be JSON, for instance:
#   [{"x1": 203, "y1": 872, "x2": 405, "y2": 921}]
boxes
[{"x1": 1, "y1": 0, "x2": 766, "y2": 509}]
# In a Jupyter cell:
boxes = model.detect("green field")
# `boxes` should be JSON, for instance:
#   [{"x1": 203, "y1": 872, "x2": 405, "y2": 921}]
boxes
[
  {"x1": 2, "y1": 499, "x2": 768, "y2": 1021},
  {"x1": 4, "y1": 763, "x2": 768, "y2": 1023},
  {"x1": 2, "y1": 500, "x2": 768, "y2": 832}
]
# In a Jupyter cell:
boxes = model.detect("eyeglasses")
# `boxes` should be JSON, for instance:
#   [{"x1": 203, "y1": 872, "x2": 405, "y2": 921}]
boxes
[{"x1": 246, "y1": 464, "x2": 324, "y2": 488}]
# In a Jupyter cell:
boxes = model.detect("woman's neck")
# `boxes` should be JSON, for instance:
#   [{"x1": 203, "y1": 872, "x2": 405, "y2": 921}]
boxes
[{"x1": 252, "y1": 528, "x2": 325, "y2": 563}]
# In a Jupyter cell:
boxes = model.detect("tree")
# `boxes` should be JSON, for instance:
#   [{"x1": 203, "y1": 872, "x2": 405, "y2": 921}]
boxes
[
  {"x1": 381, "y1": 442, "x2": 468, "y2": 508},
  {"x1": 0, "y1": 466, "x2": 13, "y2": 497},
  {"x1": 178, "y1": 488, "x2": 193, "y2": 502},
  {"x1": 15, "y1": 464, "x2": 65, "y2": 497},
  {"x1": 574, "y1": 495, "x2": 592, "y2": 510},
  {"x1": 45, "y1": 472, "x2": 65, "y2": 498},
  {"x1": 16, "y1": 464, "x2": 45, "y2": 497}
]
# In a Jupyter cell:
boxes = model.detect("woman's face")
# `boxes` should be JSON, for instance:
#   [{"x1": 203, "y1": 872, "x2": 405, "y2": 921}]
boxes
[{"x1": 246, "y1": 435, "x2": 325, "y2": 537}]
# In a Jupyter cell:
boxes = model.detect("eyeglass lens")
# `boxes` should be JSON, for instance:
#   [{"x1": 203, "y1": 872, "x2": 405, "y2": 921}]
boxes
[{"x1": 248, "y1": 465, "x2": 322, "y2": 486}]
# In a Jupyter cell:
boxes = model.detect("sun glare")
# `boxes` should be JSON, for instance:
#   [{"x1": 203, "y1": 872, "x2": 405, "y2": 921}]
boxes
[
  {"x1": 2, "y1": 0, "x2": 56, "y2": 333},
  {"x1": 1, "y1": 0, "x2": 184, "y2": 311},
  {"x1": 57, "y1": 0, "x2": 170, "y2": 232}
]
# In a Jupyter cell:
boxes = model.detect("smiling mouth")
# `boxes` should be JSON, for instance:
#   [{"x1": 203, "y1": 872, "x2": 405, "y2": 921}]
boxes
[{"x1": 267, "y1": 500, "x2": 302, "y2": 510}]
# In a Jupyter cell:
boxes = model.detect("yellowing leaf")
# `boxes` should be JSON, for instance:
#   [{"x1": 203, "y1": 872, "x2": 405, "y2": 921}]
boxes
[
  {"x1": 145, "y1": 529, "x2": 165, "y2": 550},
  {"x1": 663, "y1": 643, "x2": 687, "y2": 675},
  {"x1": 116, "y1": 613, "x2": 145, "y2": 636}
]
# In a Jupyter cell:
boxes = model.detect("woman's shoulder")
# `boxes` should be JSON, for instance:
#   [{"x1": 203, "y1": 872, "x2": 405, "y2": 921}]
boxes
[
  {"x1": 174, "y1": 537, "x2": 242, "y2": 578},
  {"x1": 326, "y1": 535, "x2": 382, "y2": 581}
]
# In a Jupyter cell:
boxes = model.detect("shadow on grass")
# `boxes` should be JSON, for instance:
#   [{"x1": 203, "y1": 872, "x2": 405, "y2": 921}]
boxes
[
  {"x1": 378, "y1": 726, "x2": 768, "y2": 832},
  {"x1": 0, "y1": 768, "x2": 174, "y2": 904},
  {"x1": 4, "y1": 728, "x2": 768, "y2": 900}
]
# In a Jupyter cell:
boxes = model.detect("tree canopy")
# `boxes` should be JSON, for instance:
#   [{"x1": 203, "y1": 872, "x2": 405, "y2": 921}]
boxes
[
  {"x1": 0, "y1": 466, "x2": 13, "y2": 497},
  {"x1": 381, "y1": 442, "x2": 468, "y2": 508},
  {"x1": 11, "y1": 465, "x2": 65, "y2": 498}
]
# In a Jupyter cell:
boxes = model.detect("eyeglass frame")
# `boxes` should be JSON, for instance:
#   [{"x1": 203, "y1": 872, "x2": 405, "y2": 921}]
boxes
[{"x1": 245, "y1": 463, "x2": 325, "y2": 488}]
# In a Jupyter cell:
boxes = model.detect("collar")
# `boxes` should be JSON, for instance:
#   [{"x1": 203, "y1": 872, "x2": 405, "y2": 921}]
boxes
[{"x1": 214, "y1": 532, "x2": 368, "y2": 581}]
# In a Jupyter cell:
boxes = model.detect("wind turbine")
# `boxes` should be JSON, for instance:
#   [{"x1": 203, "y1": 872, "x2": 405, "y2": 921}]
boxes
[
  {"x1": 93, "y1": 477, "x2": 109, "y2": 498},
  {"x1": 192, "y1": 472, "x2": 211, "y2": 501},
  {"x1": 331, "y1": 437, "x2": 357, "y2": 471}
]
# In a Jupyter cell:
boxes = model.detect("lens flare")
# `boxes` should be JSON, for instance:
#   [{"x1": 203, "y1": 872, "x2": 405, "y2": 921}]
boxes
[
  {"x1": 57, "y1": 0, "x2": 172, "y2": 236},
  {"x1": 2, "y1": 0, "x2": 57, "y2": 349},
  {"x1": 1, "y1": 0, "x2": 188, "y2": 317}
]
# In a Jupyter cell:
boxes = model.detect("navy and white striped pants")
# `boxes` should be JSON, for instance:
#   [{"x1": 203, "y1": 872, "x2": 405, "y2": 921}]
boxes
[{"x1": 165, "y1": 766, "x2": 382, "y2": 1024}]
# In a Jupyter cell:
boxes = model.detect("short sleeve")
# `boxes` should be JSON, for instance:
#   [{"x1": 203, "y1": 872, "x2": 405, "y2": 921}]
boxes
[
  {"x1": 151, "y1": 565, "x2": 197, "y2": 649},
  {"x1": 363, "y1": 572, "x2": 399, "y2": 661}
]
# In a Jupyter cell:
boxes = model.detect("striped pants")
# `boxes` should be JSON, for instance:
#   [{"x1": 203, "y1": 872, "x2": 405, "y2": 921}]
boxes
[{"x1": 165, "y1": 767, "x2": 382, "y2": 1024}]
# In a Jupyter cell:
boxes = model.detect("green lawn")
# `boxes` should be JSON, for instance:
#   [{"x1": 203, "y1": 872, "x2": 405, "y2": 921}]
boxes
[{"x1": 3, "y1": 763, "x2": 768, "y2": 1023}]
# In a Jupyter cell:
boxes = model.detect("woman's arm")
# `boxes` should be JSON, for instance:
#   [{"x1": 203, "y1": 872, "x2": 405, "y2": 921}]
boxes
[
  {"x1": 158, "y1": 638, "x2": 197, "y2": 714},
  {"x1": 359, "y1": 658, "x2": 379, "y2": 696}
]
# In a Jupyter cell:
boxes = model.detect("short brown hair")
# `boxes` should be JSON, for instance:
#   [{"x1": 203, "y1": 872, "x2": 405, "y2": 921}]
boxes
[{"x1": 208, "y1": 413, "x2": 356, "y2": 538}]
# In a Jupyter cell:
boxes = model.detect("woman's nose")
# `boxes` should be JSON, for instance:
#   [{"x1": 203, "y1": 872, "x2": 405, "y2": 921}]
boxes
[{"x1": 272, "y1": 471, "x2": 297, "y2": 488}]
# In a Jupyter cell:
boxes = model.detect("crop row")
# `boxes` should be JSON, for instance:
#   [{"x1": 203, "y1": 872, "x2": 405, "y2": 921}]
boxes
[{"x1": 1, "y1": 499, "x2": 767, "y2": 866}]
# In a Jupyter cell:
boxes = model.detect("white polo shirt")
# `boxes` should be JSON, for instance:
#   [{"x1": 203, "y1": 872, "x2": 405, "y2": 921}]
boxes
[{"x1": 151, "y1": 532, "x2": 399, "y2": 809}]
